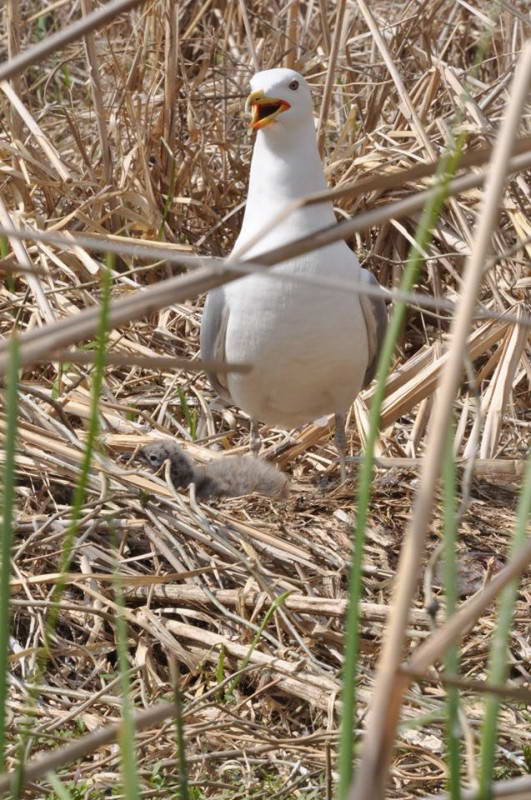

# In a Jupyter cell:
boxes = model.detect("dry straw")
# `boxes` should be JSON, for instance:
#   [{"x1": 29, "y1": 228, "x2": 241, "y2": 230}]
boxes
[{"x1": 0, "y1": 1, "x2": 529, "y2": 798}]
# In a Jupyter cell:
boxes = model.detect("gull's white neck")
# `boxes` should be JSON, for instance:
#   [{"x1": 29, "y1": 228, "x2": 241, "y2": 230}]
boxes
[{"x1": 234, "y1": 119, "x2": 337, "y2": 257}]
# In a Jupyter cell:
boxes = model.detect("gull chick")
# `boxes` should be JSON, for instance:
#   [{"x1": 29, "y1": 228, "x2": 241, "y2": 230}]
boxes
[
  {"x1": 139, "y1": 440, "x2": 288, "y2": 500},
  {"x1": 200, "y1": 68, "x2": 387, "y2": 476}
]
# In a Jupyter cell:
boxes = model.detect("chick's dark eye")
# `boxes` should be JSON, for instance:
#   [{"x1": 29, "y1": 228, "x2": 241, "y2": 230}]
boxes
[{"x1": 289, "y1": 79, "x2": 299, "y2": 90}]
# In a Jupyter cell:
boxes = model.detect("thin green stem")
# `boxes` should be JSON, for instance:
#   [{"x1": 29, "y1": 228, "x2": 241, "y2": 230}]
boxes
[
  {"x1": 173, "y1": 681, "x2": 189, "y2": 800},
  {"x1": 232, "y1": 591, "x2": 292, "y2": 691},
  {"x1": 0, "y1": 336, "x2": 19, "y2": 772},
  {"x1": 45, "y1": 267, "x2": 111, "y2": 639},
  {"x1": 45, "y1": 771, "x2": 74, "y2": 799},
  {"x1": 443, "y1": 426, "x2": 461, "y2": 800},
  {"x1": 477, "y1": 450, "x2": 531, "y2": 799},
  {"x1": 338, "y1": 14, "x2": 501, "y2": 797},
  {"x1": 10, "y1": 267, "x2": 112, "y2": 799},
  {"x1": 114, "y1": 571, "x2": 141, "y2": 800}
]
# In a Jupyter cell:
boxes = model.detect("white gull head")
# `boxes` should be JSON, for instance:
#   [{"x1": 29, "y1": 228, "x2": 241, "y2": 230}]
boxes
[
  {"x1": 237, "y1": 68, "x2": 334, "y2": 255},
  {"x1": 247, "y1": 68, "x2": 314, "y2": 136}
]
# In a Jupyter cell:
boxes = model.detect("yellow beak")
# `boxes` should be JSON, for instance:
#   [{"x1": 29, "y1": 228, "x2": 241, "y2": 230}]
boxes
[{"x1": 245, "y1": 90, "x2": 291, "y2": 130}]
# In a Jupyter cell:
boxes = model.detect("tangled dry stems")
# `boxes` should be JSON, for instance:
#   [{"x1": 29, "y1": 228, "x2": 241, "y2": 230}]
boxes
[{"x1": 1, "y1": 1, "x2": 530, "y2": 797}]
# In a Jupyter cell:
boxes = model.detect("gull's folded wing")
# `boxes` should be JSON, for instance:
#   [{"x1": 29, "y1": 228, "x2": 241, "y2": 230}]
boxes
[
  {"x1": 200, "y1": 287, "x2": 232, "y2": 402},
  {"x1": 359, "y1": 269, "x2": 388, "y2": 388}
]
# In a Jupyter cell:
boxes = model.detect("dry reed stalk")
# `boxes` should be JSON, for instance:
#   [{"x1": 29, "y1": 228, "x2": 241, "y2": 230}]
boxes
[
  {"x1": 162, "y1": 0, "x2": 179, "y2": 181},
  {"x1": 165, "y1": 619, "x2": 344, "y2": 708},
  {"x1": 80, "y1": 0, "x2": 113, "y2": 188},
  {"x1": 324, "y1": 134, "x2": 531, "y2": 206},
  {"x1": 317, "y1": 0, "x2": 347, "y2": 152},
  {"x1": 71, "y1": 231, "x2": 192, "y2": 253},
  {"x1": 0, "y1": 0, "x2": 146, "y2": 82},
  {"x1": 0, "y1": 198, "x2": 55, "y2": 324},
  {"x1": 406, "y1": 536, "x2": 531, "y2": 673},
  {"x1": 350, "y1": 40, "x2": 531, "y2": 800},
  {"x1": 428, "y1": 773, "x2": 531, "y2": 800},
  {"x1": 123, "y1": 585, "x2": 430, "y2": 625},
  {"x1": 181, "y1": 0, "x2": 214, "y2": 39},
  {"x1": 376, "y1": 318, "x2": 512, "y2": 428},
  {"x1": 1, "y1": 214, "x2": 529, "y2": 326},
  {"x1": 5, "y1": 0, "x2": 23, "y2": 143},
  {"x1": 0, "y1": 701, "x2": 178, "y2": 793},
  {"x1": 0, "y1": 82, "x2": 71, "y2": 180},
  {"x1": 285, "y1": 0, "x2": 299, "y2": 69},
  {"x1": 39, "y1": 349, "x2": 251, "y2": 375},
  {"x1": 238, "y1": 0, "x2": 259, "y2": 71},
  {"x1": 317, "y1": 0, "x2": 331, "y2": 54},
  {"x1": 400, "y1": 669, "x2": 531, "y2": 705},
  {"x1": 8, "y1": 568, "x2": 228, "y2": 592},
  {"x1": 478, "y1": 307, "x2": 529, "y2": 458}
]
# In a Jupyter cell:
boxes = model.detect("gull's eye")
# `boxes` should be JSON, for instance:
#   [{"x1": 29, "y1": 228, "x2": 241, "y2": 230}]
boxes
[{"x1": 288, "y1": 79, "x2": 299, "y2": 90}]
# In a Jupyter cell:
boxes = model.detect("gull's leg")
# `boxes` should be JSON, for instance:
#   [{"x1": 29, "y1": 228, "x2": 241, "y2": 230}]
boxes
[
  {"x1": 334, "y1": 413, "x2": 348, "y2": 482},
  {"x1": 250, "y1": 418, "x2": 261, "y2": 454}
]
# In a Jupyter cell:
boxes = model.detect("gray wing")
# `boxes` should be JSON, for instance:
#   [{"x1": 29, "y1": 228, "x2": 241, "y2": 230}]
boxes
[
  {"x1": 200, "y1": 287, "x2": 232, "y2": 403},
  {"x1": 359, "y1": 269, "x2": 388, "y2": 388}
]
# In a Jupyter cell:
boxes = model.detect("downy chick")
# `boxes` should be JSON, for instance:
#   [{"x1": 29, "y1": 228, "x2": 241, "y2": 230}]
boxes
[{"x1": 139, "y1": 440, "x2": 288, "y2": 500}]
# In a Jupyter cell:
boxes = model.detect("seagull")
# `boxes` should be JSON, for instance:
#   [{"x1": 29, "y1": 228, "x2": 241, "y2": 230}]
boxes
[{"x1": 200, "y1": 68, "x2": 387, "y2": 478}]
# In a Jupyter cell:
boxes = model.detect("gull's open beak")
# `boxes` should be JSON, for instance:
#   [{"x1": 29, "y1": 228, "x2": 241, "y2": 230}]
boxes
[{"x1": 245, "y1": 90, "x2": 291, "y2": 130}]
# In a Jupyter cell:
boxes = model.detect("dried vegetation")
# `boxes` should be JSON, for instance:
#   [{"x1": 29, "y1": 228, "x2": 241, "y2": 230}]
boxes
[{"x1": 1, "y1": 1, "x2": 530, "y2": 798}]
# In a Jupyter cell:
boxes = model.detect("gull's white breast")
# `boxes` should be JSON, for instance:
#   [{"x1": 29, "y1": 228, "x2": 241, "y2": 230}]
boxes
[{"x1": 223, "y1": 240, "x2": 368, "y2": 427}]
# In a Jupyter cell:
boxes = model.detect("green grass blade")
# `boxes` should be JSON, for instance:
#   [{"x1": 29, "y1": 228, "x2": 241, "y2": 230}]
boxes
[
  {"x1": 338, "y1": 14, "x2": 503, "y2": 796},
  {"x1": 45, "y1": 772, "x2": 74, "y2": 800},
  {"x1": 10, "y1": 267, "x2": 112, "y2": 799},
  {"x1": 45, "y1": 266, "x2": 112, "y2": 638},
  {"x1": 232, "y1": 591, "x2": 292, "y2": 691},
  {"x1": 114, "y1": 570, "x2": 141, "y2": 800},
  {"x1": 173, "y1": 680, "x2": 189, "y2": 800},
  {"x1": 177, "y1": 387, "x2": 198, "y2": 441},
  {"x1": 0, "y1": 336, "x2": 20, "y2": 772},
  {"x1": 477, "y1": 450, "x2": 531, "y2": 798},
  {"x1": 443, "y1": 426, "x2": 461, "y2": 800}
]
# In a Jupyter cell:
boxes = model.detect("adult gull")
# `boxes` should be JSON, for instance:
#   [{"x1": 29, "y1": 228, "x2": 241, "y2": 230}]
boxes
[{"x1": 200, "y1": 68, "x2": 387, "y2": 478}]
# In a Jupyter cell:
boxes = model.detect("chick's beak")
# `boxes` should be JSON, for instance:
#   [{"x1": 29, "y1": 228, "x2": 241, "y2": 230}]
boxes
[{"x1": 246, "y1": 89, "x2": 290, "y2": 130}]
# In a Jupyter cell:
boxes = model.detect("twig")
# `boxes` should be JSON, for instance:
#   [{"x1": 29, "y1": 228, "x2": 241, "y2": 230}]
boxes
[{"x1": 43, "y1": 349, "x2": 251, "y2": 375}]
